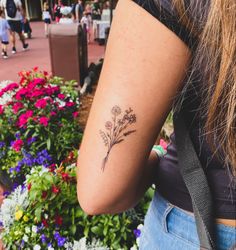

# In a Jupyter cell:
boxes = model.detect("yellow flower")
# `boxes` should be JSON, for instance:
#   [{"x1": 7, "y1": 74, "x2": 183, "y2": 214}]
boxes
[
  {"x1": 15, "y1": 210, "x2": 23, "y2": 221},
  {"x1": 23, "y1": 215, "x2": 29, "y2": 222}
]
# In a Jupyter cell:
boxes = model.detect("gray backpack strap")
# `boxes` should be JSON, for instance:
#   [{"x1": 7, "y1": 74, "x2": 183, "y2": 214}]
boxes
[{"x1": 173, "y1": 111, "x2": 216, "y2": 250}]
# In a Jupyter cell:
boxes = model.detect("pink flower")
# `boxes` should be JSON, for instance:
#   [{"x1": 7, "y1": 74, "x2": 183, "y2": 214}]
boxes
[
  {"x1": 35, "y1": 99, "x2": 47, "y2": 109},
  {"x1": 12, "y1": 102, "x2": 23, "y2": 114},
  {"x1": 66, "y1": 102, "x2": 75, "y2": 107},
  {"x1": 57, "y1": 93, "x2": 65, "y2": 99},
  {"x1": 15, "y1": 88, "x2": 29, "y2": 100},
  {"x1": 18, "y1": 110, "x2": 33, "y2": 127},
  {"x1": 72, "y1": 111, "x2": 79, "y2": 118},
  {"x1": 39, "y1": 117, "x2": 49, "y2": 127},
  {"x1": 50, "y1": 111, "x2": 57, "y2": 116},
  {"x1": 0, "y1": 105, "x2": 4, "y2": 115},
  {"x1": 5, "y1": 83, "x2": 19, "y2": 92},
  {"x1": 30, "y1": 89, "x2": 44, "y2": 98},
  {"x1": 12, "y1": 139, "x2": 23, "y2": 152}
]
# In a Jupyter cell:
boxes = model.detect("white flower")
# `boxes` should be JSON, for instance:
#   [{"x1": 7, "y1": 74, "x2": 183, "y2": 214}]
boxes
[
  {"x1": 23, "y1": 235, "x2": 29, "y2": 242},
  {"x1": 33, "y1": 245, "x2": 41, "y2": 250},
  {"x1": 48, "y1": 246, "x2": 54, "y2": 250},
  {"x1": 25, "y1": 226, "x2": 31, "y2": 234},
  {"x1": 130, "y1": 246, "x2": 138, "y2": 250},
  {"x1": 137, "y1": 224, "x2": 143, "y2": 230},
  {"x1": 0, "y1": 186, "x2": 28, "y2": 232},
  {"x1": 32, "y1": 225, "x2": 38, "y2": 233}
]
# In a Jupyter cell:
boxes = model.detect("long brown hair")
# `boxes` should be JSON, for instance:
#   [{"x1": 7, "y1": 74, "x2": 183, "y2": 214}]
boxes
[{"x1": 173, "y1": 0, "x2": 236, "y2": 175}]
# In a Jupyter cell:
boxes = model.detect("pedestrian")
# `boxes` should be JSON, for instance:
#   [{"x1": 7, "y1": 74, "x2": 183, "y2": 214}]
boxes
[
  {"x1": 91, "y1": 0, "x2": 101, "y2": 20},
  {"x1": 0, "y1": 8, "x2": 10, "y2": 59},
  {"x1": 59, "y1": 6, "x2": 73, "y2": 24},
  {"x1": 76, "y1": 0, "x2": 236, "y2": 250},
  {"x1": 42, "y1": 2, "x2": 51, "y2": 36},
  {"x1": 74, "y1": 0, "x2": 83, "y2": 22},
  {"x1": 80, "y1": 11, "x2": 92, "y2": 43},
  {"x1": 0, "y1": 0, "x2": 28, "y2": 54},
  {"x1": 53, "y1": 0, "x2": 64, "y2": 23}
]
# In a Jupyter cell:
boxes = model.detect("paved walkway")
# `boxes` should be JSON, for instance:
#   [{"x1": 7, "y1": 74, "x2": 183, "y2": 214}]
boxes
[{"x1": 0, "y1": 22, "x2": 105, "y2": 82}]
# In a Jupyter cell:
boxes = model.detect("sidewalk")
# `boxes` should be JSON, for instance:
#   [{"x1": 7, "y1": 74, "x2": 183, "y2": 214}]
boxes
[{"x1": 0, "y1": 22, "x2": 105, "y2": 82}]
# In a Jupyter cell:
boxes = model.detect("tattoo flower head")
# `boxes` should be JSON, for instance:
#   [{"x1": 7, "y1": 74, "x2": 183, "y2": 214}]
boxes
[
  {"x1": 111, "y1": 106, "x2": 121, "y2": 116},
  {"x1": 100, "y1": 106, "x2": 137, "y2": 171},
  {"x1": 105, "y1": 121, "x2": 113, "y2": 130}
]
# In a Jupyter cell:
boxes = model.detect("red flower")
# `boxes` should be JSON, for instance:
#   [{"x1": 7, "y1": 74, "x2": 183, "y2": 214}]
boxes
[
  {"x1": 42, "y1": 191, "x2": 48, "y2": 199},
  {"x1": 33, "y1": 66, "x2": 38, "y2": 72},
  {"x1": 57, "y1": 93, "x2": 65, "y2": 99},
  {"x1": 72, "y1": 111, "x2": 79, "y2": 118},
  {"x1": 12, "y1": 139, "x2": 23, "y2": 152},
  {"x1": 39, "y1": 117, "x2": 49, "y2": 127},
  {"x1": 12, "y1": 102, "x2": 23, "y2": 114},
  {"x1": 18, "y1": 110, "x2": 33, "y2": 127},
  {"x1": 52, "y1": 185, "x2": 60, "y2": 194},
  {"x1": 50, "y1": 111, "x2": 56, "y2": 116},
  {"x1": 42, "y1": 218, "x2": 49, "y2": 227},
  {"x1": 66, "y1": 102, "x2": 75, "y2": 107},
  {"x1": 15, "y1": 88, "x2": 29, "y2": 100},
  {"x1": 55, "y1": 215, "x2": 63, "y2": 226},
  {"x1": 35, "y1": 99, "x2": 47, "y2": 109},
  {"x1": 61, "y1": 172, "x2": 70, "y2": 182},
  {"x1": 27, "y1": 183, "x2": 32, "y2": 191},
  {"x1": 0, "y1": 105, "x2": 4, "y2": 115},
  {"x1": 49, "y1": 164, "x2": 56, "y2": 172}
]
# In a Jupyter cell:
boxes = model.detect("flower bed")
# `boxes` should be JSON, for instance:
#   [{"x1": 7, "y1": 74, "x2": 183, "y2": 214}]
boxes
[{"x1": 0, "y1": 69, "x2": 152, "y2": 249}]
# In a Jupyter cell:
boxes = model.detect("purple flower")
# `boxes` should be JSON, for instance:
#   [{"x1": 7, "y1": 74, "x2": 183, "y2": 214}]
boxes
[
  {"x1": 27, "y1": 137, "x2": 37, "y2": 145},
  {"x1": 54, "y1": 232, "x2": 67, "y2": 247},
  {"x1": 3, "y1": 191, "x2": 11, "y2": 197},
  {"x1": 41, "y1": 234, "x2": 47, "y2": 244},
  {"x1": 0, "y1": 141, "x2": 5, "y2": 148},
  {"x1": 15, "y1": 132, "x2": 21, "y2": 139},
  {"x1": 134, "y1": 229, "x2": 141, "y2": 238}
]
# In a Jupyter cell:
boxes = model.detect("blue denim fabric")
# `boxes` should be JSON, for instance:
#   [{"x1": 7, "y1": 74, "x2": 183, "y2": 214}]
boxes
[{"x1": 139, "y1": 192, "x2": 236, "y2": 250}]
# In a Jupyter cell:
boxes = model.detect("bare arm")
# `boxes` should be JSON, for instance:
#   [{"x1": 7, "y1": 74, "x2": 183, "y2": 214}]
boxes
[{"x1": 77, "y1": 0, "x2": 191, "y2": 215}]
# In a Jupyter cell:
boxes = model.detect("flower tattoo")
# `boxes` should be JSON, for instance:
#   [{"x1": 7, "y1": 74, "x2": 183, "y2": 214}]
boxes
[{"x1": 100, "y1": 106, "x2": 137, "y2": 171}]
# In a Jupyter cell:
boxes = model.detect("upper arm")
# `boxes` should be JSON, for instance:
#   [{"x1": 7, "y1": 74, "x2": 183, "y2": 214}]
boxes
[{"x1": 77, "y1": 0, "x2": 191, "y2": 214}]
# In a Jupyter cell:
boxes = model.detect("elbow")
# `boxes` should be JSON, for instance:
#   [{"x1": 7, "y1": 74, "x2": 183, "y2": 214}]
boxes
[{"x1": 77, "y1": 185, "x2": 132, "y2": 215}]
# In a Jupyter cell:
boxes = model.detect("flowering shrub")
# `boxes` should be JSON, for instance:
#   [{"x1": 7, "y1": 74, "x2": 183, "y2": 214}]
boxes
[
  {"x1": 0, "y1": 69, "x2": 82, "y2": 183},
  {"x1": 0, "y1": 164, "x2": 150, "y2": 249}
]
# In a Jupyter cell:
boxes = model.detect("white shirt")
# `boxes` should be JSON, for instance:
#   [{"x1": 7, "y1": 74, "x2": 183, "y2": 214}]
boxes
[
  {"x1": 42, "y1": 10, "x2": 51, "y2": 20},
  {"x1": 0, "y1": 0, "x2": 22, "y2": 21}
]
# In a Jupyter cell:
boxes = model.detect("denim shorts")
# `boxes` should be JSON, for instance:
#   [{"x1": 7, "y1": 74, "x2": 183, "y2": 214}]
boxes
[{"x1": 139, "y1": 192, "x2": 236, "y2": 250}]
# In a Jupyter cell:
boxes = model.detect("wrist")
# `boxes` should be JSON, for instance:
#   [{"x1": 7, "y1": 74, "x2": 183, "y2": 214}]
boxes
[{"x1": 151, "y1": 144, "x2": 167, "y2": 159}]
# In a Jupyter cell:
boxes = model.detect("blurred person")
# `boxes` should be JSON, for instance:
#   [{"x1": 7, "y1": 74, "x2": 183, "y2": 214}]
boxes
[
  {"x1": 81, "y1": 10, "x2": 92, "y2": 43},
  {"x1": 53, "y1": 0, "x2": 64, "y2": 23},
  {"x1": 59, "y1": 6, "x2": 73, "y2": 24},
  {"x1": 0, "y1": 8, "x2": 10, "y2": 58},
  {"x1": 42, "y1": 1, "x2": 51, "y2": 36},
  {"x1": 91, "y1": 0, "x2": 101, "y2": 20},
  {"x1": 75, "y1": 0, "x2": 83, "y2": 22},
  {"x1": 0, "y1": 0, "x2": 28, "y2": 54}
]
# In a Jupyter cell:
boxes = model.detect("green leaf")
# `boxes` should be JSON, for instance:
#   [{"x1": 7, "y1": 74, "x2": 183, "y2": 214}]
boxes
[
  {"x1": 46, "y1": 138, "x2": 51, "y2": 150},
  {"x1": 35, "y1": 205, "x2": 43, "y2": 221},
  {"x1": 70, "y1": 224, "x2": 77, "y2": 235}
]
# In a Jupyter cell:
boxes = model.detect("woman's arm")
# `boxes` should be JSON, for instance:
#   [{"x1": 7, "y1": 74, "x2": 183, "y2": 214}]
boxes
[{"x1": 77, "y1": 0, "x2": 191, "y2": 215}]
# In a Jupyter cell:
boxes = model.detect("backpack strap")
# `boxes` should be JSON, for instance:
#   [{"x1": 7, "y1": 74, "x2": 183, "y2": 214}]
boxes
[{"x1": 173, "y1": 111, "x2": 216, "y2": 250}]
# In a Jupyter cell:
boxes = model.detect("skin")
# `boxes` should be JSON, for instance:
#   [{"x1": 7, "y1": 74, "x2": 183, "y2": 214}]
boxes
[{"x1": 77, "y1": 0, "x2": 190, "y2": 215}]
